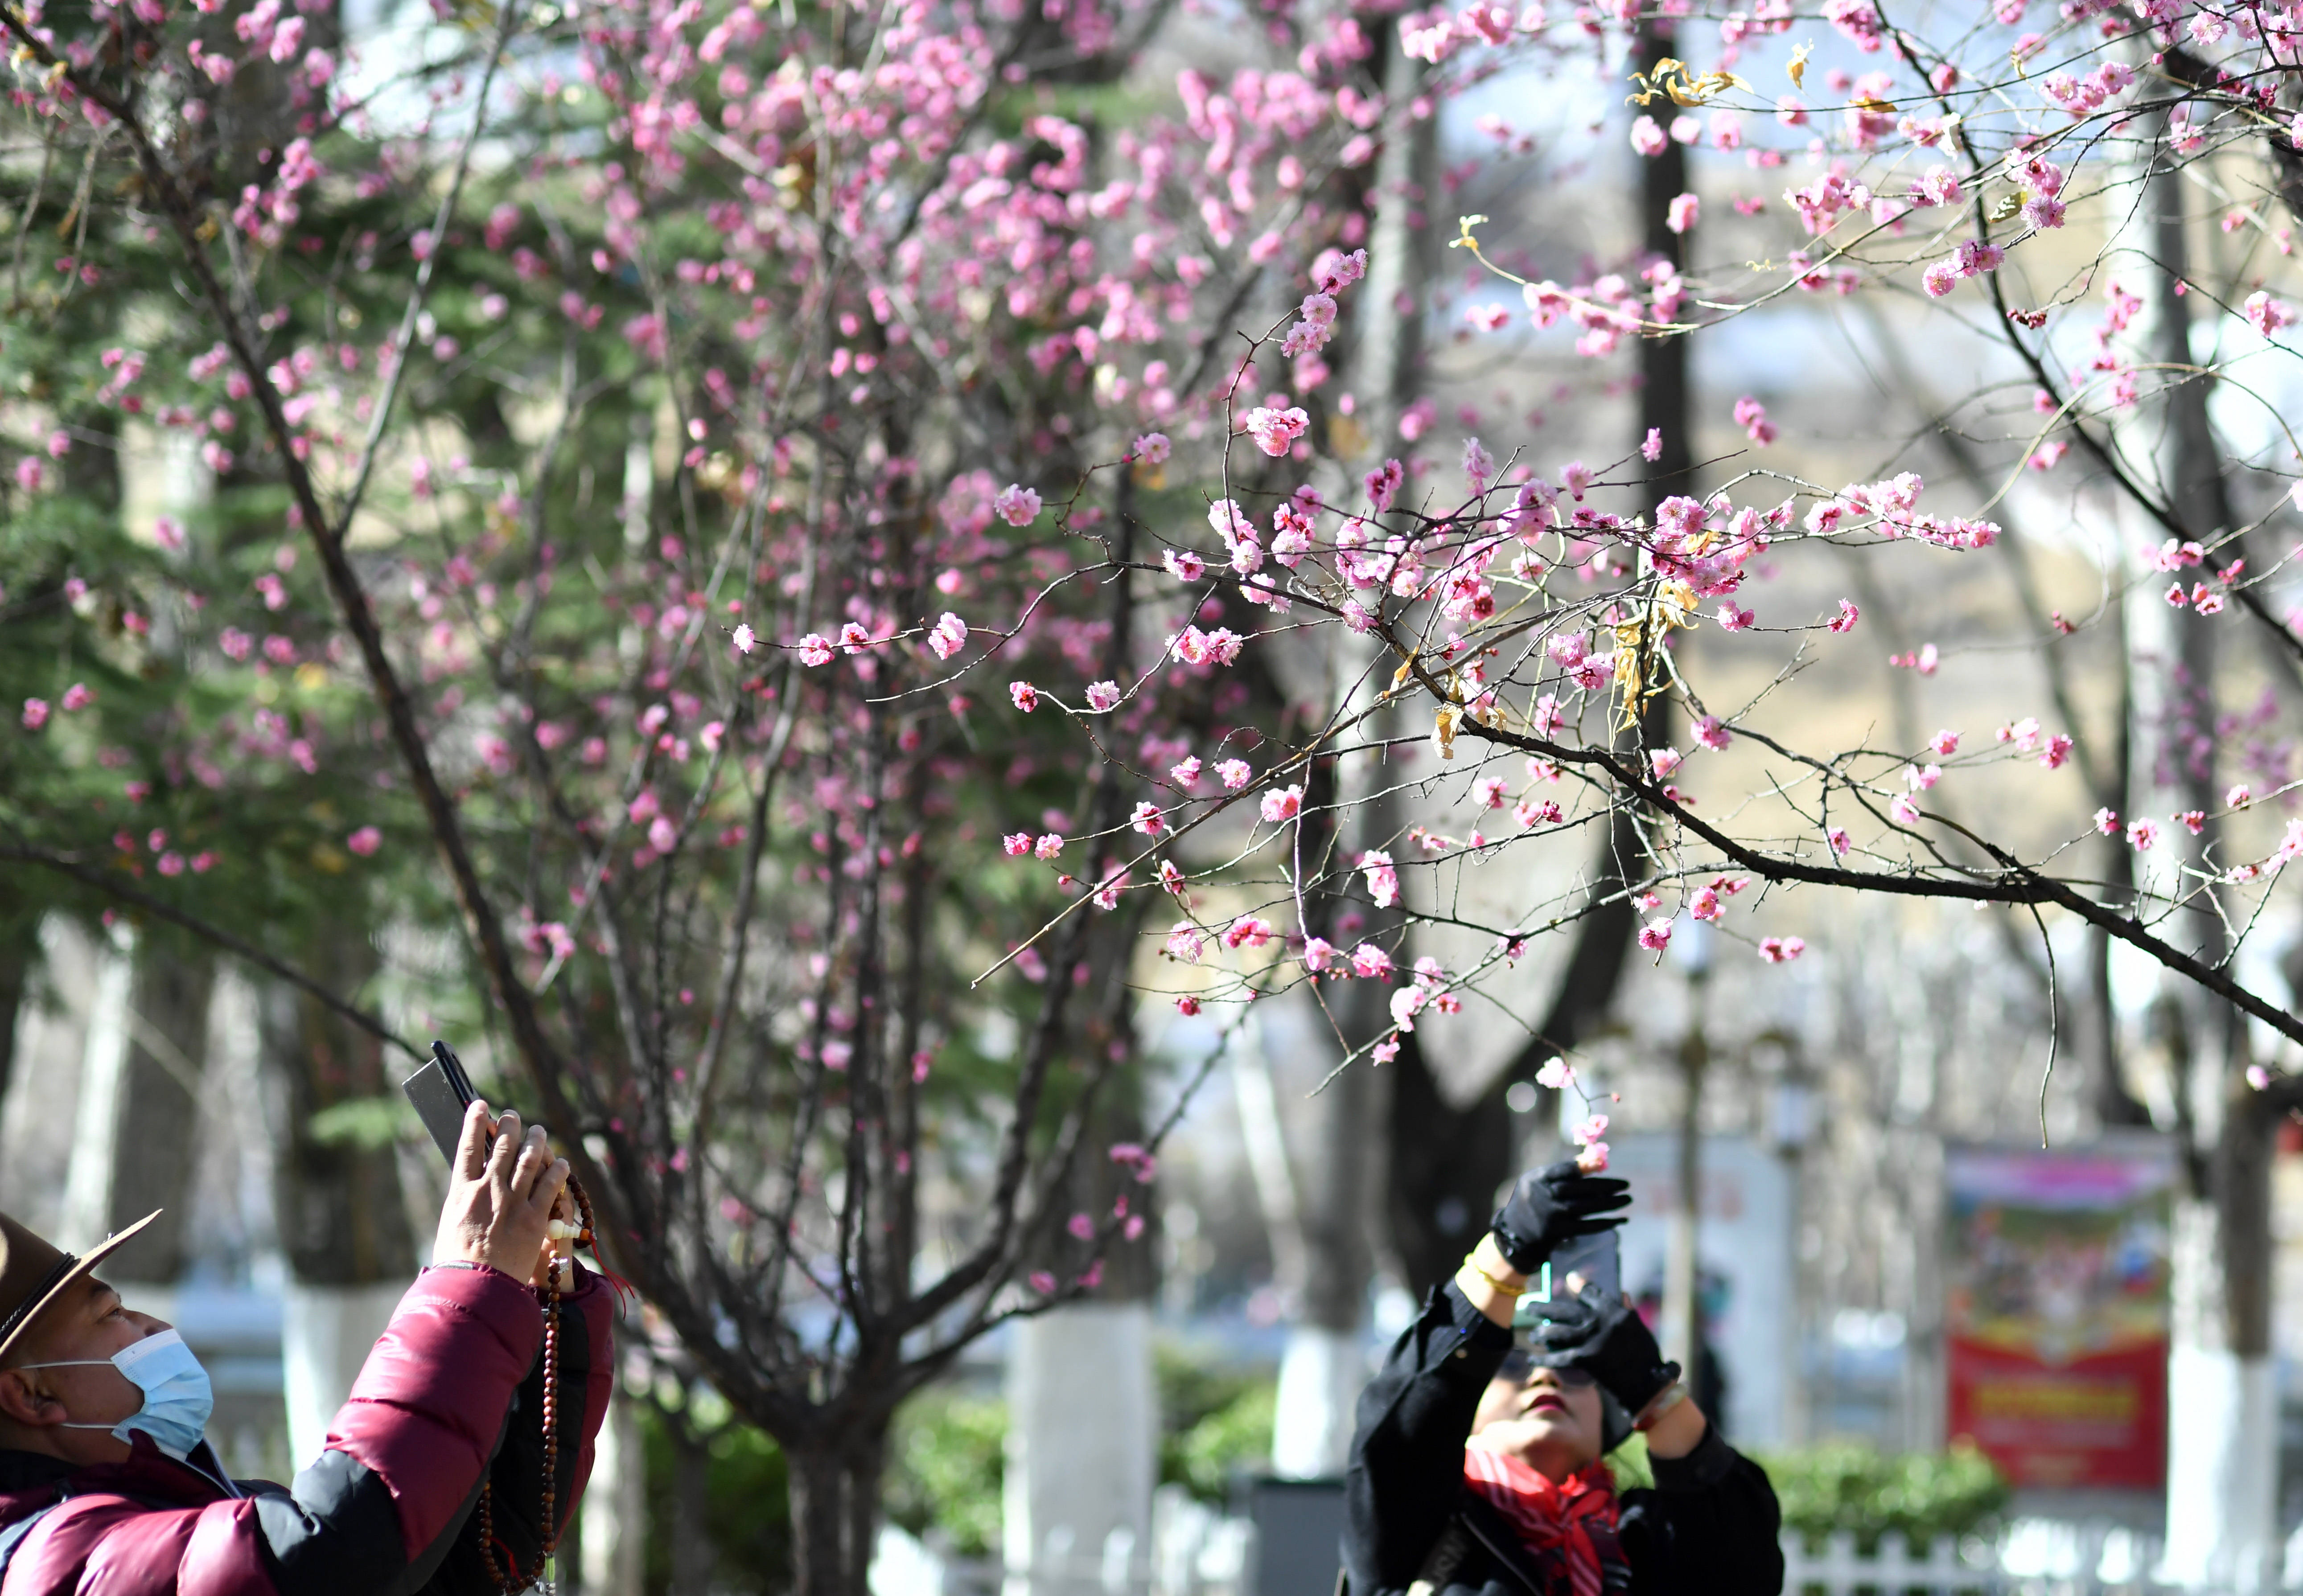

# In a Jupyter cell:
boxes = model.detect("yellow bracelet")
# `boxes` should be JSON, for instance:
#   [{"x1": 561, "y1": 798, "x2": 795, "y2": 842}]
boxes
[{"x1": 1461, "y1": 1254, "x2": 1526, "y2": 1298}]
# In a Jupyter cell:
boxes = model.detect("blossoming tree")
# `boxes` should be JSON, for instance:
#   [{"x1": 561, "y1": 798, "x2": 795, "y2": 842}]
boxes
[{"x1": 12, "y1": 0, "x2": 2303, "y2": 1574}]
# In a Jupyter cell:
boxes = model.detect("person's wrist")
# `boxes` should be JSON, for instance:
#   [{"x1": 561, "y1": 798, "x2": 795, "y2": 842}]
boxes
[{"x1": 1470, "y1": 1232, "x2": 1526, "y2": 1288}]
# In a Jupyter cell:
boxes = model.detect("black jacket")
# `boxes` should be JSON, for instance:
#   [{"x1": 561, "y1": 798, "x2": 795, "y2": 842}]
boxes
[{"x1": 1343, "y1": 1284, "x2": 1783, "y2": 1596}]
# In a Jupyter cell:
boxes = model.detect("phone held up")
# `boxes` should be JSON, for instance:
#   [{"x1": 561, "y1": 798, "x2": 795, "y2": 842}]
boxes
[{"x1": 401, "y1": 1038, "x2": 542, "y2": 1164}]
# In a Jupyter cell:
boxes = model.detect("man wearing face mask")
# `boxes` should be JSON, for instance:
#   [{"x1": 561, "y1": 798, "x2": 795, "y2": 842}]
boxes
[
  {"x1": 1343, "y1": 1161, "x2": 1783, "y2": 1596},
  {"x1": 0, "y1": 1100, "x2": 614, "y2": 1596}
]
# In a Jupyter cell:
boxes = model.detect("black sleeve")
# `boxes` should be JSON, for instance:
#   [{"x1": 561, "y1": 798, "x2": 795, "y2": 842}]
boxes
[
  {"x1": 1342, "y1": 1281, "x2": 1512, "y2": 1595},
  {"x1": 1615, "y1": 1424, "x2": 1784, "y2": 1596},
  {"x1": 419, "y1": 1283, "x2": 600, "y2": 1596}
]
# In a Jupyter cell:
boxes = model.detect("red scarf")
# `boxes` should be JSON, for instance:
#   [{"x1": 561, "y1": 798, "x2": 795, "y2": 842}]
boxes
[{"x1": 1460, "y1": 1446, "x2": 1620, "y2": 1596}]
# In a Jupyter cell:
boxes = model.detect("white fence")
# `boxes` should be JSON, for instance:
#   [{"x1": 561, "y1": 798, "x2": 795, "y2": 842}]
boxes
[{"x1": 876, "y1": 1510, "x2": 2303, "y2": 1596}]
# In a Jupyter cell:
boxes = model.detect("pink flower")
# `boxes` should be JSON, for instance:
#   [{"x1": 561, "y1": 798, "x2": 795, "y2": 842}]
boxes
[
  {"x1": 1642, "y1": 428, "x2": 1664, "y2": 462},
  {"x1": 1009, "y1": 681, "x2": 1040, "y2": 713},
  {"x1": 2126, "y1": 818, "x2": 2159, "y2": 851},
  {"x1": 1463, "y1": 436, "x2": 1495, "y2": 492},
  {"x1": 1576, "y1": 1142, "x2": 1610, "y2": 1173},
  {"x1": 1573, "y1": 1113, "x2": 1610, "y2": 1146},
  {"x1": 1225, "y1": 916, "x2": 1273, "y2": 950},
  {"x1": 1243, "y1": 406, "x2": 1310, "y2": 456},
  {"x1": 21, "y1": 699, "x2": 49, "y2": 730},
  {"x1": 1004, "y1": 833, "x2": 1032, "y2": 857},
  {"x1": 1166, "y1": 923, "x2": 1205, "y2": 962},
  {"x1": 1537, "y1": 1056, "x2": 1573, "y2": 1088},
  {"x1": 1164, "y1": 549, "x2": 1209, "y2": 582},
  {"x1": 1260, "y1": 785, "x2": 1304, "y2": 823},
  {"x1": 1170, "y1": 756, "x2": 1203, "y2": 788},
  {"x1": 1922, "y1": 259, "x2": 1960, "y2": 297},
  {"x1": 2094, "y1": 807, "x2": 2120, "y2": 835},
  {"x1": 1759, "y1": 935, "x2": 1806, "y2": 963},
  {"x1": 2228, "y1": 784, "x2": 2253, "y2": 808},
  {"x1": 1695, "y1": 716, "x2": 1732, "y2": 751},
  {"x1": 2177, "y1": 809, "x2": 2205, "y2": 835},
  {"x1": 59, "y1": 683, "x2": 93, "y2": 712},
  {"x1": 153, "y1": 516, "x2": 185, "y2": 552},
  {"x1": 993, "y1": 484, "x2": 1042, "y2": 525},
  {"x1": 1036, "y1": 833, "x2": 1065, "y2": 859},
  {"x1": 1390, "y1": 985, "x2": 1428, "y2": 1032},
  {"x1": 732, "y1": 623, "x2": 757, "y2": 654},
  {"x1": 1067, "y1": 1212, "x2": 1096, "y2": 1241},
  {"x1": 1637, "y1": 918, "x2": 1673, "y2": 952},
  {"x1": 346, "y1": 825, "x2": 382, "y2": 857},
  {"x1": 1358, "y1": 849, "x2": 1399, "y2": 907},
  {"x1": 927, "y1": 613, "x2": 968, "y2": 661},
  {"x1": 1133, "y1": 432, "x2": 1172, "y2": 463},
  {"x1": 1304, "y1": 936, "x2": 1337, "y2": 973},
  {"x1": 157, "y1": 853, "x2": 185, "y2": 877},
  {"x1": 1029, "y1": 1271, "x2": 1057, "y2": 1295},
  {"x1": 1827, "y1": 599, "x2": 1860, "y2": 633},
  {"x1": 2245, "y1": 291, "x2": 2297, "y2": 337},
  {"x1": 2039, "y1": 734, "x2": 2073, "y2": 770},
  {"x1": 1086, "y1": 680, "x2": 1122, "y2": 712},
  {"x1": 1666, "y1": 193, "x2": 1699, "y2": 234},
  {"x1": 797, "y1": 633, "x2": 835, "y2": 667},
  {"x1": 1350, "y1": 942, "x2": 1394, "y2": 979},
  {"x1": 1717, "y1": 603, "x2": 1755, "y2": 631},
  {"x1": 1630, "y1": 115, "x2": 1668, "y2": 156},
  {"x1": 1474, "y1": 775, "x2": 1509, "y2": 808},
  {"x1": 1889, "y1": 794, "x2": 1921, "y2": 824},
  {"x1": 1827, "y1": 828, "x2": 1851, "y2": 856},
  {"x1": 1217, "y1": 759, "x2": 1252, "y2": 790},
  {"x1": 1175, "y1": 995, "x2": 1201, "y2": 1016},
  {"x1": 1930, "y1": 729, "x2": 1960, "y2": 756},
  {"x1": 1131, "y1": 801, "x2": 1168, "y2": 836}
]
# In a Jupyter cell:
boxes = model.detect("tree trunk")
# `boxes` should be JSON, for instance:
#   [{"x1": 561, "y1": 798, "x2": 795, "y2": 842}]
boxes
[
  {"x1": 2110, "y1": 86, "x2": 2269, "y2": 1591},
  {"x1": 786, "y1": 1437, "x2": 886, "y2": 1596},
  {"x1": 667, "y1": 1413, "x2": 717, "y2": 1596},
  {"x1": 0, "y1": 898, "x2": 37, "y2": 1111}
]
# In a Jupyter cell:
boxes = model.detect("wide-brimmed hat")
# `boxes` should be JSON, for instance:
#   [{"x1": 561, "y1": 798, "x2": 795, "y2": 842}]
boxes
[{"x1": 0, "y1": 1210, "x2": 162, "y2": 1366}]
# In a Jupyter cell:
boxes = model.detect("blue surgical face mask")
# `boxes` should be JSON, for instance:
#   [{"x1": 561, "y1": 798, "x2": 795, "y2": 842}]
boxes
[{"x1": 20, "y1": 1328, "x2": 214, "y2": 1459}]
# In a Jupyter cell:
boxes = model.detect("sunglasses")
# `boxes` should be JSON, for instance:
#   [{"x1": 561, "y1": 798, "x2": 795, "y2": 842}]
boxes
[{"x1": 1497, "y1": 1352, "x2": 1596, "y2": 1388}]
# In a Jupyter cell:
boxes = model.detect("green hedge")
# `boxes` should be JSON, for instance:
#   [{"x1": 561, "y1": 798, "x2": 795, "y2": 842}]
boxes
[{"x1": 1753, "y1": 1441, "x2": 2010, "y2": 1554}]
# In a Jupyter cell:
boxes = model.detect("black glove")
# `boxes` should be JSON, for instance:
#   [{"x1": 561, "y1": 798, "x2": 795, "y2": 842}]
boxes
[
  {"x1": 1531, "y1": 1286, "x2": 1681, "y2": 1415},
  {"x1": 1489, "y1": 1160, "x2": 1630, "y2": 1275}
]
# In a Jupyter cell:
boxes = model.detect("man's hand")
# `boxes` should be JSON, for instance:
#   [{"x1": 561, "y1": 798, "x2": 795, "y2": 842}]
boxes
[
  {"x1": 433, "y1": 1100, "x2": 571, "y2": 1280},
  {"x1": 1489, "y1": 1160, "x2": 1630, "y2": 1275}
]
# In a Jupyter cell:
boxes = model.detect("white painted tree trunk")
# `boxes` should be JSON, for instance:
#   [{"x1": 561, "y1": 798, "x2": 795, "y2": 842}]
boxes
[
  {"x1": 1003, "y1": 1302, "x2": 1156, "y2": 1596},
  {"x1": 1271, "y1": 1326, "x2": 1362, "y2": 1479},
  {"x1": 281, "y1": 1281, "x2": 407, "y2": 1465},
  {"x1": 2160, "y1": 1194, "x2": 2275, "y2": 1591},
  {"x1": 58, "y1": 927, "x2": 136, "y2": 1253},
  {"x1": 580, "y1": 1381, "x2": 645, "y2": 1596}
]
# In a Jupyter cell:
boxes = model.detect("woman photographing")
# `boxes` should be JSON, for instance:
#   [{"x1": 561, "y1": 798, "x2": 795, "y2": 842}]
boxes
[{"x1": 1343, "y1": 1161, "x2": 1783, "y2": 1596}]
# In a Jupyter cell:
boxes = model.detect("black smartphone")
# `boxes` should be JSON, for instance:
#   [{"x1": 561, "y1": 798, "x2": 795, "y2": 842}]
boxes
[
  {"x1": 403, "y1": 1039, "x2": 481, "y2": 1162},
  {"x1": 1534, "y1": 1229, "x2": 1622, "y2": 1304}
]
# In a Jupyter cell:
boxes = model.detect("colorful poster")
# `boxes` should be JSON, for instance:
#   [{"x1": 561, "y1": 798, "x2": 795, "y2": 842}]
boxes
[{"x1": 1944, "y1": 1142, "x2": 2175, "y2": 1489}]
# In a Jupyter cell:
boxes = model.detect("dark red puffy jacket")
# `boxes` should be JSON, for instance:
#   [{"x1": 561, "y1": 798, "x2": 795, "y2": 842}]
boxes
[{"x1": 0, "y1": 1260, "x2": 613, "y2": 1596}]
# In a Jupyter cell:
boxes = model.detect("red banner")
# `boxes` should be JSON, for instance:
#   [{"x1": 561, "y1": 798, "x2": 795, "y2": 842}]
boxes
[
  {"x1": 1946, "y1": 1336, "x2": 2165, "y2": 1488},
  {"x1": 1943, "y1": 1143, "x2": 2174, "y2": 1491}
]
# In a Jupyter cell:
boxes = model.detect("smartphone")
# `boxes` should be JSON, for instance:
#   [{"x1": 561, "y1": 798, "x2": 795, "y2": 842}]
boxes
[
  {"x1": 402, "y1": 1039, "x2": 481, "y2": 1162},
  {"x1": 1531, "y1": 1229, "x2": 1622, "y2": 1304}
]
